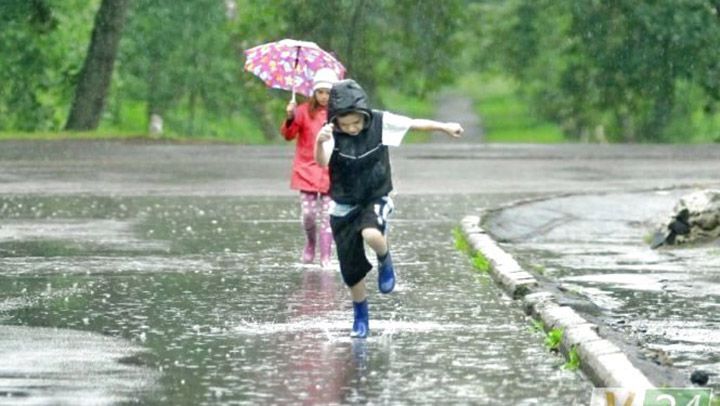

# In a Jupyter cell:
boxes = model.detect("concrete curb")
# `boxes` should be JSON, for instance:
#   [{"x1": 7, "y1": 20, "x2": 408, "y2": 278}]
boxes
[{"x1": 460, "y1": 215, "x2": 655, "y2": 389}]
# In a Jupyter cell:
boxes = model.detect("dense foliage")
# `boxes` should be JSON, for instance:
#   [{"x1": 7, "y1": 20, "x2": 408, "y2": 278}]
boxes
[
  {"x1": 2, "y1": 0, "x2": 720, "y2": 142},
  {"x1": 0, "y1": 0, "x2": 98, "y2": 131},
  {"x1": 466, "y1": 0, "x2": 720, "y2": 142},
  {"x1": 0, "y1": 0, "x2": 465, "y2": 140}
]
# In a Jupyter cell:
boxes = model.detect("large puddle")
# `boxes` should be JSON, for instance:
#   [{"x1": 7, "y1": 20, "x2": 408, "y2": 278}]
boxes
[
  {"x1": 1, "y1": 195, "x2": 591, "y2": 404},
  {"x1": 0, "y1": 326, "x2": 157, "y2": 405}
]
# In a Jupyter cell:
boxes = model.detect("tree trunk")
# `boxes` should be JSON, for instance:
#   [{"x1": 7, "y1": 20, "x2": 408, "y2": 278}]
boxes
[
  {"x1": 65, "y1": 0, "x2": 130, "y2": 131},
  {"x1": 344, "y1": 0, "x2": 365, "y2": 73}
]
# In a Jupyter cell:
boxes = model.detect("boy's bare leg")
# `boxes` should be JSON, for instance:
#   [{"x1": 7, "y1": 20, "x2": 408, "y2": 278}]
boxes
[
  {"x1": 346, "y1": 228, "x2": 387, "y2": 302},
  {"x1": 350, "y1": 278, "x2": 366, "y2": 302},
  {"x1": 361, "y1": 228, "x2": 388, "y2": 256}
]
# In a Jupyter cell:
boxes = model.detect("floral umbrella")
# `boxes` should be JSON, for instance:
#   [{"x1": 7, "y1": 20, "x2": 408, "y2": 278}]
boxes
[{"x1": 243, "y1": 39, "x2": 346, "y2": 102}]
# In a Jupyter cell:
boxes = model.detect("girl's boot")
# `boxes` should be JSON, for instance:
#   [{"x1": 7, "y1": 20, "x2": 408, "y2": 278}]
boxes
[
  {"x1": 319, "y1": 227, "x2": 333, "y2": 269},
  {"x1": 350, "y1": 299, "x2": 369, "y2": 338},
  {"x1": 301, "y1": 197, "x2": 317, "y2": 263},
  {"x1": 318, "y1": 195, "x2": 333, "y2": 268},
  {"x1": 302, "y1": 228, "x2": 316, "y2": 263}
]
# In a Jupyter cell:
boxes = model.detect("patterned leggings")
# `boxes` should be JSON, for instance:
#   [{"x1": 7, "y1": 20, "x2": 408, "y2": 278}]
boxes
[{"x1": 300, "y1": 191, "x2": 333, "y2": 260}]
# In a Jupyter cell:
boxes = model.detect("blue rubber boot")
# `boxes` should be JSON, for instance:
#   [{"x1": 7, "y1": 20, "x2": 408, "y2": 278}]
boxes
[
  {"x1": 350, "y1": 299, "x2": 369, "y2": 338},
  {"x1": 378, "y1": 252, "x2": 395, "y2": 294}
]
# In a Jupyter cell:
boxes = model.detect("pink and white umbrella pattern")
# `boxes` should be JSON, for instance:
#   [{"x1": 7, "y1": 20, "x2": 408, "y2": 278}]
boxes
[{"x1": 244, "y1": 39, "x2": 346, "y2": 100}]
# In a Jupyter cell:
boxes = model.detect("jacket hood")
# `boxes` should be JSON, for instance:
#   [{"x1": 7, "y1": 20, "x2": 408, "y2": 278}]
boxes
[{"x1": 327, "y1": 79, "x2": 371, "y2": 124}]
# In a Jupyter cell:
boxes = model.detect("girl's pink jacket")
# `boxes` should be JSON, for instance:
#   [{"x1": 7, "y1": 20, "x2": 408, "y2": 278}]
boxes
[{"x1": 280, "y1": 103, "x2": 330, "y2": 193}]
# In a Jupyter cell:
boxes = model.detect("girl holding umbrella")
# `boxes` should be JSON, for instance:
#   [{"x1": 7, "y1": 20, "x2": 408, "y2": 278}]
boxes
[{"x1": 281, "y1": 68, "x2": 339, "y2": 268}]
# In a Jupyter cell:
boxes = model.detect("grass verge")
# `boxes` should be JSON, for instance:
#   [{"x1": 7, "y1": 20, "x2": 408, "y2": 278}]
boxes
[
  {"x1": 0, "y1": 131, "x2": 266, "y2": 144},
  {"x1": 453, "y1": 226, "x2": 490, "y2": 273},
  {"x1": 455, "y1": 73, "x2": 566, "y2": 143},
  {"x1": 378, "y1": 87, "x2": 433, "y2": 143}
]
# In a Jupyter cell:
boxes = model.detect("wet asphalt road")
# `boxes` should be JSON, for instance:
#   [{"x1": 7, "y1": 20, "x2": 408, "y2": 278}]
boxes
[
  {"x1": 0, "y1": 195, "x2": 590, "y2": 404},
  {"x1": 2, "y1": 141, "x2": 720, "y2": 197},
  {"x1": 2, "y1": 140, "x2": 720, "y2": 404}
]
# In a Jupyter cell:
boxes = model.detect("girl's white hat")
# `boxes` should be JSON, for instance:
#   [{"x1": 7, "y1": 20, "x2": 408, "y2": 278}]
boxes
[{"x1": 313, "y1": 68, "x2": 339, "y2": 92}]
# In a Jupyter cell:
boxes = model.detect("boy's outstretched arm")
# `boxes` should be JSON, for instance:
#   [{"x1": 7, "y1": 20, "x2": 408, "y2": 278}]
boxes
[
  {"x1": 314, "y1": 123, "x2": 334, "y2": 167},
  {"x1": 410, "y1": 119, "x2": 464, "y2": 138}
]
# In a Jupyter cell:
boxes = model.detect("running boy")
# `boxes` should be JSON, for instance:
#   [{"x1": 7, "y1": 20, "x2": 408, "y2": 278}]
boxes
[{"x1": 314, "y1": 79, "x2": 463, "y2": 338}]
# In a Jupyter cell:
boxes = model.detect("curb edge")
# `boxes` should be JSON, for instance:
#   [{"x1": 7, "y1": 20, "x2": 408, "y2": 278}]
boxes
[{"x1": 460, "y1": 215, "x2": 655, "y2": 389}]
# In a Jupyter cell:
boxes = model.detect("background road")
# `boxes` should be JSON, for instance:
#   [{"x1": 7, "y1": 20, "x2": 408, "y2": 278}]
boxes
[{"x1": 2, "y1": 141, "x2": 720, "y2": 197}]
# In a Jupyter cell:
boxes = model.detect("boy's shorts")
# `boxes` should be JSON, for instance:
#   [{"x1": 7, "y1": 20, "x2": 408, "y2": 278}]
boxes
[{"x1": 330, "y1": 197, "x2": 394, "y2": 287}]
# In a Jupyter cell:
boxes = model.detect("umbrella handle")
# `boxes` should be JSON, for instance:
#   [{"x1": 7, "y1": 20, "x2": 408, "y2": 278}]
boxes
[{"x1": 292, "y1": 46, "x2": 300, "y2": 104}]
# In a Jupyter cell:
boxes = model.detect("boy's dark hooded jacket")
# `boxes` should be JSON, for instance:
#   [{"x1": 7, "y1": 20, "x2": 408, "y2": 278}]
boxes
[{"x1": 327, "y1": 80, "x2": 393, "y2": 206}]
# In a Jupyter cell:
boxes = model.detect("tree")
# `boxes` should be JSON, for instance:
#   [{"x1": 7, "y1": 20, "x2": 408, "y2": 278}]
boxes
[
  {"x1": 224, "y1": 0, "x2": 466, "y2": 139},
  {"x1": 478, "y1": 0, "x2": 720, "y2": 142},
  {"x1": 0, "y1": 0, "x2": 98, "y2": 131},
  {"x1": 65, "y1": 0, "x2": 129, "y2": 131},
  {"x1": 112, "y1": 0, "x2": 248, "y2": 137},
  {"x1": 247, "y1": 0, "x2": 466, "y2": 102}
]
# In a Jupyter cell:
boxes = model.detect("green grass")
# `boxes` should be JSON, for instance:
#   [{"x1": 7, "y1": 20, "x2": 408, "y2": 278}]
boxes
[
  {"x1": 5, "y1": 74, "x2": 564, "y2": 144},
  {"x1": 452, "y1": 226, "x2": 491, "y2": 273},
  {"x1": 0, "y1": 130, "x2": 263, "y2": 144},
  {"x1": 1, "y1": 111, "x2": 269, "y2": 144},
  {"x1": 531, "y1": 320, "x2": 580, "y2": 370},
  {"x1": 563, "y1": 345, "x2": 581, "y2": 371},
  {"x1": 530, "y1": 319, "x2": 546, "y2": 333},
  {"x1": 452, "y1": 227, "x2": 473, "y2": 254},
  {"x1": 0, "y1": 130, "x2": 148, "y2": 141},
  {"x1": 456, "y1": 73, "x2": 566, "y2": 143},
  {"x1": 661, "y1": 79, "x2": 720, "y2": 144},
  {"x1": 101, "y1": 101, "x2": 148, "y2": 133},
  {"x1": 0, "y1": 96, "x2": 271, "y2": 144},
  {"x1": 99, "y1": 100, "x2": 269, "y2": 144},
  {"x1": 544, "y1": 327, "x2": 563, "y2": 351},
  {"x1": 470, "y1": 252, "x2": 491, "y2": 273},
  {"x1": 378, "y1": 87, "x2": 434, "y2": 118},
  {"x1": 378, "y1": 87, "x2": 433, "y2": 143}
]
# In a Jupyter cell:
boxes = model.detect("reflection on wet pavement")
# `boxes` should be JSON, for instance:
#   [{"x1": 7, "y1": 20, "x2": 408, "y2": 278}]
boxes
[
  {"x1": 0, "y1": 326, "x2": 157, "y2": 405},
  {"x1": 485, "y1": 190, "x2": 720, "y2": 390},
  {"x1": 0, "y1": 195, "x2": 592, "y2": 404}
]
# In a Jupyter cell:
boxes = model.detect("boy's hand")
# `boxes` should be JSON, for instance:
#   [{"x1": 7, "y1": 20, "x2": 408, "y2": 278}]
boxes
[
  {"x1": 444, "y1": 122, "x2": 464, "y2": 138},
  {"x1": 316, "y1": 123, "x2": 334, "y2": 143}
]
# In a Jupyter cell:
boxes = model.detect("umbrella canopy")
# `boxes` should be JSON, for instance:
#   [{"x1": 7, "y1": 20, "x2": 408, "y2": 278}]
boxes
[{"x1": 243, "y1": 39, "x2": 346, "y2": 101}]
